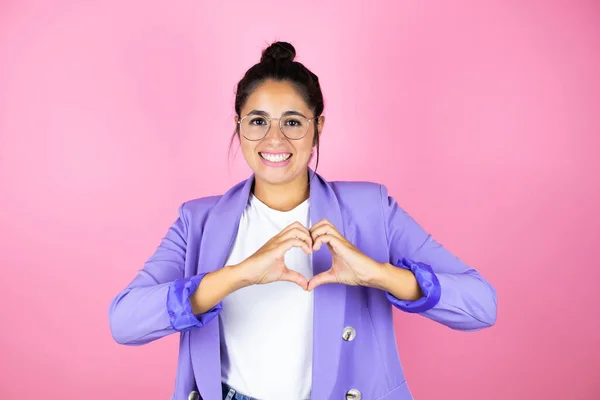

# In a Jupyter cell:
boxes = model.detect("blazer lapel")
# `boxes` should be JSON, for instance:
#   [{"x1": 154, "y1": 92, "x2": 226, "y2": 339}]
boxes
[
  {"x1": 190, "y1": 175, "x2": 254, "y2": 400},
  {"x1": 309, "y1": 170, "x2": 348, "y2": 399}
]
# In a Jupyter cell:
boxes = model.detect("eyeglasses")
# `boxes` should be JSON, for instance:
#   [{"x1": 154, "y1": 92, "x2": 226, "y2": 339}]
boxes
[{"x1": 237, "y1": 113, "x2": 317, "y2": 141}]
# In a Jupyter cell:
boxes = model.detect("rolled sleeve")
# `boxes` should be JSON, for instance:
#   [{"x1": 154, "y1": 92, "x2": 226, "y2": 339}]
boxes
[
  {"x1": 385, "y1": 258, "x2": 442, "y2": 313},
  {"x1": 166, "y1": 273, "x2": 222, "y2": 331}
]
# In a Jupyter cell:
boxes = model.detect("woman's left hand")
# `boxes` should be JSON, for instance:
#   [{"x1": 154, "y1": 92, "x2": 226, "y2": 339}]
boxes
[{"x1": 307, "y1": 219, "x2": 384, "y2": 291}]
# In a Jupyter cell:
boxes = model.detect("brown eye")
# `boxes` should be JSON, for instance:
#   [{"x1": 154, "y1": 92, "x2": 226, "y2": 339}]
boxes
[
  {"x1": 284, "y1": 118, "x2": 302, "y2": 127},
  {"x1": 250, "y1": 117, "x2": 267, "y2": 126}
]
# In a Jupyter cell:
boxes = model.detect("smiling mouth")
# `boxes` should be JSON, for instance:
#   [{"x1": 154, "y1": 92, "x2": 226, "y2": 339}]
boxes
[{"x1": 259, "y1": 152, "x2": 292, "y2": 163}]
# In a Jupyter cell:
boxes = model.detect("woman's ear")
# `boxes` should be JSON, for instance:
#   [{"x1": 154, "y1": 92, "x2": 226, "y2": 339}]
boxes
[
  {"x1": 312, "y1": 116, "x2": 325, "y2": 146},
  {"x1": 317, "y1": 115, "x2": 325, "y2": 137},
  {"x1": 234, "y1": 115, "x2": 241, "y2": 134}
]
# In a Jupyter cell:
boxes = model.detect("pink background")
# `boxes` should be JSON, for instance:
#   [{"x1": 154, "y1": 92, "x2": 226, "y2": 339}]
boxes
[{"x1": 1, "y1": 1, "x2": 599, "y2": 399}]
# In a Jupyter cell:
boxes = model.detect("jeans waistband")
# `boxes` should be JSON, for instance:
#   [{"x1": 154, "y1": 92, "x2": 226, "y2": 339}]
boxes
[{"x1": 221, "y1": 382, "x2": 259, "y2": 400}]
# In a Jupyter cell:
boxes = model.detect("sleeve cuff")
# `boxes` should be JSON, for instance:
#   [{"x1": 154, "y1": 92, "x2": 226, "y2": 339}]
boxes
[
  {"x1": 166, "y1": 274, "x2": 222, "y2": 331},
  {"x1": 385, "y1": 258, "x2": 442, "y2": 313}
]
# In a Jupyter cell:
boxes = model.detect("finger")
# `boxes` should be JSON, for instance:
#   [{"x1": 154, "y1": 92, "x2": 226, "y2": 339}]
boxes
[
  {"x1": 313, "y1": 233, "x2": 344, "y2": 252},
  {"x1": 279, "y1": 268, "x2": 309, "y2": 290},
  {"x1": 307, "y1": 269, "x2": 338, "y2": 291},
  {"x1": 310, "y1": 224, "x2": 344, "y2": 244},
  {"x1": 280, "y1": 227, "x2": 313, "y2": 249},
  {"x1": 309, "y1": 218, "x2": 334, "y2": 232},
  {"x1": 280, "y1": 238, "x2": 312, "y2": 255},
  {"x1": 280, "y1": 221, "x2": 310, "y2": 236}
]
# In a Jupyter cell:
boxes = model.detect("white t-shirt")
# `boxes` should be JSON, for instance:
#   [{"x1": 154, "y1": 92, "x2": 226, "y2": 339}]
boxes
[{"x1": 219, "y1": 193, "x2": 314, "y2": 400}]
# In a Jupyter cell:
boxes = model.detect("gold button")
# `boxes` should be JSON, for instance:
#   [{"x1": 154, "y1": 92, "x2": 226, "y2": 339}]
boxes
[
  {"x1": 342, "y1": 326, "x2": 356, "y2": 341},
  {"x1": 346, "y1": 388, "x2": 362, "y2": 399}
]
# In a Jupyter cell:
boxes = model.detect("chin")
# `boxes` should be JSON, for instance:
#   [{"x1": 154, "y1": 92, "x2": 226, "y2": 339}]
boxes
[
  {"x1": 256, "y1": 168, "x2": 294, "y2": 185},
  {"x1": 253, "y1": 162, "x2": 302, "y2": 185}
]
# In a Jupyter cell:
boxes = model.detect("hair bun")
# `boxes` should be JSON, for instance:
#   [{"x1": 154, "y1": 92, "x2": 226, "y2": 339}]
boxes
[{"x1": 260, "y1": 41, "x2": 296, "y2": 63}]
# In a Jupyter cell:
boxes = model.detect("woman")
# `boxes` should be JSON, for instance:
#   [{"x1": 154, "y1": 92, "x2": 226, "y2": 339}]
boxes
[{"x1": 109, "y1": 41, "x2": 497, "y2": 400}]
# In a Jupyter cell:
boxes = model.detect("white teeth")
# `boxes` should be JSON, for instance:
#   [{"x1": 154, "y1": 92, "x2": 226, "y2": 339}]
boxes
[{"x1": 260, "y1": 153, "x2": 291, "y2": 162}]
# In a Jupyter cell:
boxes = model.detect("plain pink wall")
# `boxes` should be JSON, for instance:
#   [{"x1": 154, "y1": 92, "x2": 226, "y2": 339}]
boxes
[{"x1": 1, "y1": 1, "x2": 599, "y2": 399}]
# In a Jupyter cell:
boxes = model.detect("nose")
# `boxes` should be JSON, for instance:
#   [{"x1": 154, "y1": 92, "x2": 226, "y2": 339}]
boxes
[{"x1": 263, "y1": 119, "x2": 286, "y2": 142}]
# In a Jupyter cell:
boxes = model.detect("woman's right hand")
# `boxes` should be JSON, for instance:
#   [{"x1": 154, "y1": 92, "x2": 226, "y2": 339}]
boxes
[{"x1": 236, "y1": 221, "x2": 313, "y2": 290}]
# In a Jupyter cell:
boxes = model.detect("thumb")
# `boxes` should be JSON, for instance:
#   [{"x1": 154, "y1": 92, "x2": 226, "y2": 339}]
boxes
[
  {"x1": 307, "y1": 269, "x2": 337, "y2": 291},
  {"x1": 279, "y1": 268, "x2": 309, "y2": 290}
]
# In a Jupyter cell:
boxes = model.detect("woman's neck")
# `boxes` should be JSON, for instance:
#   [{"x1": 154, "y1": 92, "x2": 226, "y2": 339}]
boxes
[{"x1": 252, "y1": 170, "x2": 310, "y2": 212}]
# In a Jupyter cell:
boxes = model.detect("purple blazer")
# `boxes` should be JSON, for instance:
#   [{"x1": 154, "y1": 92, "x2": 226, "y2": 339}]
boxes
[{"x1": 109, "y1": 171, "x2": 497, "y2": 400}]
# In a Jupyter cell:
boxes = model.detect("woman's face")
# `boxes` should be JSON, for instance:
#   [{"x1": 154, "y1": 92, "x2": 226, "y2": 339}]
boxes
[{"x1": 236, "y1": 79, "x2": 324, "y2": 187}]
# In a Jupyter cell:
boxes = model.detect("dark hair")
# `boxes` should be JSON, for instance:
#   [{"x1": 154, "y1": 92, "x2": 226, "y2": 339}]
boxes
[{"x1": 229, "y1": 41, "x2": 325, "y2": 174}]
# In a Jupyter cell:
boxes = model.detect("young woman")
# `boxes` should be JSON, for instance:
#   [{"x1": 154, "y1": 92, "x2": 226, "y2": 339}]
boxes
[{"x1": 109, "y1": 41, "x2": 497, "y2": 400}]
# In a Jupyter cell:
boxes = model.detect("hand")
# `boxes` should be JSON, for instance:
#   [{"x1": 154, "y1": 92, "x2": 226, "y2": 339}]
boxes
[
  {"x1": 237, "y1": 222, "x2": 313, "y2": 290},
  {"x1": 307, "y1": 219, "x2": 383, "y2": 291}
]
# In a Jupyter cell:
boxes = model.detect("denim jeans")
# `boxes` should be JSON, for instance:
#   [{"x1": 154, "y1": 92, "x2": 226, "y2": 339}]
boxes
[{"x1": 222, "y1": 382, "x2": 259, "y2": 400}]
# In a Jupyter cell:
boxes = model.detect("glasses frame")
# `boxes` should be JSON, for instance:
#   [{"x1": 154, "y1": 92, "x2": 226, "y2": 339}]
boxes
[{"x1": 237, "y1": 114, "x2": 318, "y2": 141}]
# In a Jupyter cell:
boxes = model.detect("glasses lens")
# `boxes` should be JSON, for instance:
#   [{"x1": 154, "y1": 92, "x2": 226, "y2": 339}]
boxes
[
  {"x1": 281, "y1": 115, "x2": 309, "y2": 139},
  {"x1": 241, "y1": 116, "x2": 269, "y2": 140}
]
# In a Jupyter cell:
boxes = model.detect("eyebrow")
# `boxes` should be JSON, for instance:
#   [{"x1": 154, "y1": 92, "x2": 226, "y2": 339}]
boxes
[{"x1": 246, "y1": 110, "x2": 308, "y2": 118}]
